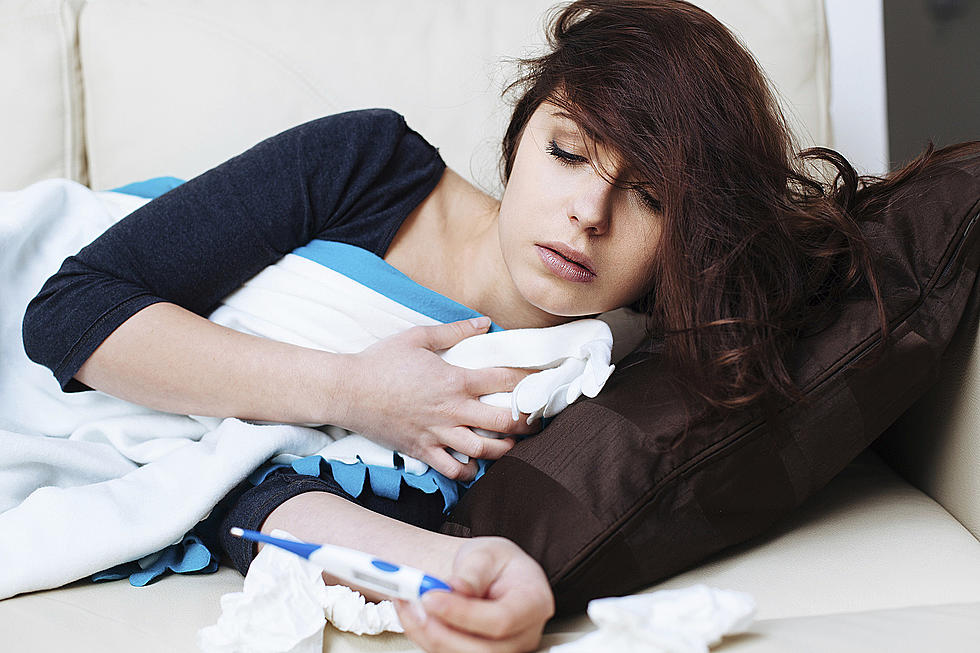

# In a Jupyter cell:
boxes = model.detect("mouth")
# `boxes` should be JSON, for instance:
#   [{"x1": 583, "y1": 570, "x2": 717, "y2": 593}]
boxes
[{"x1": 536, "y1": 243, "x2": 597, "y2": 283}]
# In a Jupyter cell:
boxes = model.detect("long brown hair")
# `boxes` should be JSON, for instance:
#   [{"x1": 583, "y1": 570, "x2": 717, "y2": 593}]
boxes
[{"x1": 501, "y1": 0, "x2": 910, "y2": 411}]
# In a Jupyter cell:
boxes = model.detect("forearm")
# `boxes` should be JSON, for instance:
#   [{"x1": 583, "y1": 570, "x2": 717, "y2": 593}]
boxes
[
  {"x1": 260, "y1": 491, "x2": 464, "y2": 601},
  {"x1": 75, "y1": 302, "x2": 351, "y2": 425},
  {"x1": 260, "y1": 491, "x2": 555, "y2": 651},
  {"x1": 76, "y1": 302, "x2": 530, "y2": 480}
]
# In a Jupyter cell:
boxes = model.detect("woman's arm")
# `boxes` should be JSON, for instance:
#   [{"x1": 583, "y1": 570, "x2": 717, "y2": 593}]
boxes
[
  {"x1": 76, "y1": 302, "x2": 533, "y2": 478},
  {"x1": 75, "y1": 302, "x2": 348, "y2": 425},
  {"x1": 24, "y1": 110, "x2": 533, "y2": 477},
  {"x1": 23, "y1": 110, "x2": 443, "y2": 394},
  {"x1": 261, "y1": 492, "x2": 554, "y2": 652}
]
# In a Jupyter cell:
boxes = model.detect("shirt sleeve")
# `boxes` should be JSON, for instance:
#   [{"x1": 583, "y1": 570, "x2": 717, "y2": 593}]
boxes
[{"x1": 22, "y1": 108, "x2": 446, "y2": 392}]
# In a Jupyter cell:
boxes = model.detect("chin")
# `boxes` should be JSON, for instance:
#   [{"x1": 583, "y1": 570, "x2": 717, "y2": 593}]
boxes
[
  {"x1": 519, "y1": 273, "x2": 607, "y2": 318},
  {"x1": 532, "y1": 297, "x2": 604, "y2": 319}
]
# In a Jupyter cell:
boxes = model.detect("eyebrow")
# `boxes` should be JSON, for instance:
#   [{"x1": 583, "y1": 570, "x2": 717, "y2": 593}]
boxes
[
  {"x1": 549, "y1": 110, "x2": 602, "y2": 143},
  {"x1": 549, "y1": 110, "x2": 579, "y2": 134}
]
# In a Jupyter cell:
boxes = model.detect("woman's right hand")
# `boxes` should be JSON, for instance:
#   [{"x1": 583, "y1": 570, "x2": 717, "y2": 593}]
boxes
[
  {"x1": 336, "y1": 317, "x2": 540, "y2": 480},
  {"x1": 394, "y1": 536, "x2": 555, "y2": 653}
]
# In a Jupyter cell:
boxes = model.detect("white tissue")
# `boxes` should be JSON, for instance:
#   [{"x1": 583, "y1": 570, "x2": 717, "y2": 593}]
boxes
[
  {"x1": 197, "y1": 530, "x2": 402, "y2": 653},
  {"x1": 550, "y1": 585, "x2": 756, "y2": 653},
  {"x1": 439, "y1": 318, "x2": 615, "y2": 427}
]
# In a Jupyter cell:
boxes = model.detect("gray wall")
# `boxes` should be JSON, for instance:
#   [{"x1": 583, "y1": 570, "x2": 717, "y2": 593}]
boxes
[{"x1": 883, "y1": 0, "x2": 980, "y2": 168}]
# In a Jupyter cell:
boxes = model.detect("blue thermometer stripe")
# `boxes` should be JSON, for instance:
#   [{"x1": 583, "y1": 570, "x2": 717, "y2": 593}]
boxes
[
  {"x1": 371, "y1": 559, "x2": 400, "y2": 572},
  {"x1": 418, "y1": 574, "x2": 452, "y2": 597},
  {"x1": 234, "y1": 528, "x2": 321, "y2": 559}
]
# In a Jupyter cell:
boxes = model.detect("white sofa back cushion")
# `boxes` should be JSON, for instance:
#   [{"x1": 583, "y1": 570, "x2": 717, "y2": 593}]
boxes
[
  {"x1": 76, "y1": 0, "x2": 830, "y2": 192},
  {"x1": 0, "y1": 0, "x2": 85, "y2": 191}
]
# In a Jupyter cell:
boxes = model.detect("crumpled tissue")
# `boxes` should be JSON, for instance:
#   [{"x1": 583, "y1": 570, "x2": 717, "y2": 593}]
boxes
[
  {"x1": 550, "y1": 585, "x2": 756, "y2": 653},
  {"x1": 197, "y1": 530, "x2": 402, "y2": 653}
]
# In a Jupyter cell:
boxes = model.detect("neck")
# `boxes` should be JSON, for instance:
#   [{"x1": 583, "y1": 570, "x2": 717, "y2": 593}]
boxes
[
  {"x1": 455, "y1": 220, "x2": 571, "y2": 329},
  {"x1": 410, "y1": 168, "x2": 574, "y2": 330}
]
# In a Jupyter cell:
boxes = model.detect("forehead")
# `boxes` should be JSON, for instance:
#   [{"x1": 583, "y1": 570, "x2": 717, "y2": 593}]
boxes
[
  {"x1": 532, "y1": 103, "x2": 590, "y2": 137},
  {"x1": 543, "y1": 106, "x2": 582, "y2": 131}
]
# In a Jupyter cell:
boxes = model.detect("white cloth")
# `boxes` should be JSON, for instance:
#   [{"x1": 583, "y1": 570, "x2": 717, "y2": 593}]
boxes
[
  {"x1": 0, "y1": 179, "x2": 624, "y2": 599},
  {"x1": 550, "y1": 585, "x2": 757, "y2": 653},
  {"x1": 198, "y1": 529, "x2": 402, "y2": 653},
  {"x1": 211, "y1": 251, "x2": 617, "y2": 470}
]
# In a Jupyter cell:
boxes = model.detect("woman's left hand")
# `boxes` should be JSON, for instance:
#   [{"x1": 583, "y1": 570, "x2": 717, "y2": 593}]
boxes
[{"x1": 395, "y1": 536, "x2": 555, "y2": 652}]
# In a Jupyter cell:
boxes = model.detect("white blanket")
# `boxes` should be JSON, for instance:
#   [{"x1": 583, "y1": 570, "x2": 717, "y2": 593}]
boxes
[{"x1": 0, "y1": 179, "x2": 631, "y2": 600}]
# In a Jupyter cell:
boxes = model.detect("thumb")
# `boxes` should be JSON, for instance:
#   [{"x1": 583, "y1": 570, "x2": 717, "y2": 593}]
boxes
[
  {"x1": 412, "y1": 317, "x2": 491, "y2": 351},
  {"x1": 449, "y1": 543, "x2": 501, "y2": 598}
]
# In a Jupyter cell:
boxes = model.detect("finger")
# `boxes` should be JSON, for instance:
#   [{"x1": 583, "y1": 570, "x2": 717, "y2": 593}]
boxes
[
  {"x1": 464, "y1": 402, "x2": 538, "y2": 436},
  {"x1": 427, "y1": 546, "x2": 543, "y2": 637},
  {"x1": 463, "y1": 366, "x2": 536, "y2": 396},
  {"x1": 442, "y1": 427, "x2": 515, "y2": 460},
  {"x1": 449, "y1": 544, "x2": 499, "y2": 597},
  {"x1": 408, "y1": 317, "x2": 491, "y2": 351},
  {"x1": 425, "y1": 446, "x2": 479, "y2": 481},
  {"x1": 422, "y1": 589, "x2": 545, "y2": 640},
  {"x1": 398, "y1": 599, "x2": 540, "y2": 653}
]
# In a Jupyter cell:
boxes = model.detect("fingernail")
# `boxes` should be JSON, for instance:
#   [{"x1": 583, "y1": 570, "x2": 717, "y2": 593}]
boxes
[
  {"x1": 470, "y1": 316, "x2": 490, "y2": 329},
  {"x1": 410, "y1": 600, "x2": 428, "y2": 624}
]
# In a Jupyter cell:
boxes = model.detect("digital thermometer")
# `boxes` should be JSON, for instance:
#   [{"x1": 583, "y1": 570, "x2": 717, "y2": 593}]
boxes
[{"x1": 229, "y1": 527, "x2": 452, "y2": 600}]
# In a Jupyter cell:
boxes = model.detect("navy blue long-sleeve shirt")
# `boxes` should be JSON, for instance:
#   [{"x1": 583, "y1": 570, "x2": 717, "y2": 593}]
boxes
[{"x1": 22, "y1": 109, "x2": 446, "y2": 392}]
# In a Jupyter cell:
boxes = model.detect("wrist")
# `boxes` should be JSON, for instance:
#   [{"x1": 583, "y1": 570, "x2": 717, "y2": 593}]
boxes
[{"x1": 304, "y1": 350, "x2": 358, "y2": 427}]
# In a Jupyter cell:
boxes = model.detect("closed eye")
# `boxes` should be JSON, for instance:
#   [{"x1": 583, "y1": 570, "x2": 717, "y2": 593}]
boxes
[
  {"x1": 635, "y1": 188, "x2": 662, "y2": 213},
  {"x1": 546, "y1": 140, "x2": 588, "y2": 166},
  {"x1": 548, "y1": 139, "x2": 662, "y2": 213}
]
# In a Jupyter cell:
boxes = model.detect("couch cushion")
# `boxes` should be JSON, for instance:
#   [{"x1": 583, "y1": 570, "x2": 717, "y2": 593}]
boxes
[
  {"x1": 442, "y1": 148, "x2": 980, "y2": 614},
  {"x1": 541, "y1": 457, "x2": 980, "y2": 650},
  {"x1": 716, "y1": 603, "x2": 980, "y2": 653},
  {"x1": 0, "y1": 569, "x2": 241, "y2": 653},
  {"x1": 0, "y1": 0, "x2": 85, "y2": 190},
  {"x1": 545, "y1": 604, "x2": 980, "y2": 652},
  {"x1": 2, "y1": 453, "x2": 977, "y2": 653},
  {"x1": 646, "y1": 451, "x2": 980, "y2": 619},
  {"x1": 77, "y1": 0, "x2": 829, "y2": 192}
]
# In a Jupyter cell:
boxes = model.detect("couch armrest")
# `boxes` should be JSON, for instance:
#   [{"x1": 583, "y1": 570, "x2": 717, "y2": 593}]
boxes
[{"x1": 875, "y1": 216, "x2": 980, "y2": 541}]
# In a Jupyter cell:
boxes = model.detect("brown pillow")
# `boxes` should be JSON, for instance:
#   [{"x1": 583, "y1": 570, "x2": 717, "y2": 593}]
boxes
[{"x1": 440, "y1": 148, "x2": 980, "y2": 615}]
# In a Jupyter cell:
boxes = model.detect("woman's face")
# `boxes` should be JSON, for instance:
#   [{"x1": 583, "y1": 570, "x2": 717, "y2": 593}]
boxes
[{"x1": 497, "y1": 102, "x2": 663, "y2": 317}]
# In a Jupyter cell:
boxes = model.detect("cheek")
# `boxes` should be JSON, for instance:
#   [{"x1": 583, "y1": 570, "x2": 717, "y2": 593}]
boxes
[
  {"x1": 609, "y1": 229, "x2": 660, "y2": 300},
  {"x1": 496, "y1": 196, "x2": 522, "y2": 259},
  {"x1": 503, "y1": 168, "x2": 542, "y2": 218},
  {"x1": 497, "y1": 170, "x2": 545, "y2": 251}
]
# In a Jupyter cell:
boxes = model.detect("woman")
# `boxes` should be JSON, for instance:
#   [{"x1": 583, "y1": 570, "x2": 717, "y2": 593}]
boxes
[{"x1": 21, "y1": 1, "x2": 963, "y2": 651}]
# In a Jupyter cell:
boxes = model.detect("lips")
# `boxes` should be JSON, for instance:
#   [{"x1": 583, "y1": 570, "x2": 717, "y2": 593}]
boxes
[
  {"x1": 535, "y1": 243, "x2": 597, "y2": 283},
  {"x1": 539, "y1": 241, "x2": 595, "y2": 275}
]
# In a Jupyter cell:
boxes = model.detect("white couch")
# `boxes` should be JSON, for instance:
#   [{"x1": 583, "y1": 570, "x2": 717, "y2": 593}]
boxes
[{"x1": 2, "y1": 1, "x2": 978, "y2": 651}]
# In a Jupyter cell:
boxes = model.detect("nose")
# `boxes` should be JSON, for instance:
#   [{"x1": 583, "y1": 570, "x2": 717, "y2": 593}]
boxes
[{"x1": 568, "y1": 174, "x2": 614, "y2": 235}]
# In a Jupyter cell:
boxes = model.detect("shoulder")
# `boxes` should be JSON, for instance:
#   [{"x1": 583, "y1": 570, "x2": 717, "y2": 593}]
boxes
[
  {"x1": 229, "y1": 108, "x2": 444, "y2": 207},
  {"x1": 249, "y1": 109, "x2": 443, "y2": 191},
  {"x1": 297, "y1": 108, "x2": 408, "y2": 139},
  {"x1": 287, "y1": 108, "x2": 440, "y2": 162}
]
